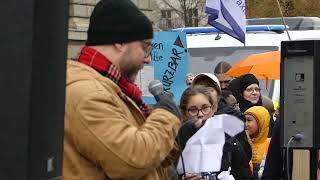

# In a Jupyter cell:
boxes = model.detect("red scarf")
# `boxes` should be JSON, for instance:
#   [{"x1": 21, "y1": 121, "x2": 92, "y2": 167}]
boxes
[{"x1": 78, "y1": 46, "x2": 150, "y2": 117}]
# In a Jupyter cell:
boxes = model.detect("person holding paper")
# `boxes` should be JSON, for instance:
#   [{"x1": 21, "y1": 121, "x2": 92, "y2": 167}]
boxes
[
  {"x1": 178, "y1": 86, "x2": 218, "y2": 179},
  {"x1": 177, "y1": 85, "x2": 252, "y2": 179},
  {"x1": 193, "y1": 73, "x2": 253, "y2": 179},
  {"x1": 177, "y1": 73, "x2": 253, "y2": 179},
  {"x1": 179, "y1": 86, "x2": 218, "y2": 144}
]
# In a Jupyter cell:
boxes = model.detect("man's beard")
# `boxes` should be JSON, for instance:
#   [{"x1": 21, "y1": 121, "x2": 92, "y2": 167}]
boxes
[
  {"x1": 122, "y1": 69, "x2": 138, "y2": 83},
  {"x1": 119, "y1": 47, "x2": 143, "y2": 83},
  {"x1": 119, "y1": 61, "x2": 140, "y2": 83}
]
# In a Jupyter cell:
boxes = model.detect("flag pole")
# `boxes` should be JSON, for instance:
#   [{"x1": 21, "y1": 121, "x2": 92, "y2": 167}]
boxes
[{"x1": 276, "y1": 0, "x2": 291, "y2": 40}]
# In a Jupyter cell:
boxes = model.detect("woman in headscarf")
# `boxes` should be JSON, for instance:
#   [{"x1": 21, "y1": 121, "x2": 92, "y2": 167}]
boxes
[{"x1": 228, "y1": 74, "x2": 263, "y2": 113}]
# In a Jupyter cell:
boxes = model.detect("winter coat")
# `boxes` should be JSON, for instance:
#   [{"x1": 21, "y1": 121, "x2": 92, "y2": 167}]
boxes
[
  {"x1": 216, "y1": 99, "x2": 252, "y2": 162},
  {"x1": 216, "y1": 99, "x2": 253, "y2": 179},
  {"x1": 262, "y1": 119, "x2": 292, "y2": 180},
  {"x1": 63, "y1": 61, "x2": 181, "y2": 180}
]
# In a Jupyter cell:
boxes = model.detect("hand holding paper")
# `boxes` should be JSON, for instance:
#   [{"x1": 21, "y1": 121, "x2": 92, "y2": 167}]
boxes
[{"x1": 177, "y1": 114, "x2": 244, "y2": 174}]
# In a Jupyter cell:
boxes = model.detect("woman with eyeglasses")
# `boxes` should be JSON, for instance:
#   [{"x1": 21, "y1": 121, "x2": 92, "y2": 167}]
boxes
[
  {"x1": 180, "y1": 86, "x2": 217, "y2": 129},
  {"x1": 228, "y1": 74, "x2": 263, "y2": 113},
  {"x1": 176, "y1": 86, "x2": 253, "y2": 180},
  {"x1": 176, "y1": 86, "x2": 218, "y2": 180}
]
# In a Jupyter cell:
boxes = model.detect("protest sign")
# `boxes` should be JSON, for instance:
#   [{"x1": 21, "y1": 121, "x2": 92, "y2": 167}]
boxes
[{"x1": 136, "y1": 31, "x2": 189, "y2": 104}]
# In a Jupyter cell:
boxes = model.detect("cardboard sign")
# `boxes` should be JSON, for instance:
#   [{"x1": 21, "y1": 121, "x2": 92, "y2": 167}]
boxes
[{"x1": 136, "y1": 31, "x2": 189, "y2": 104}]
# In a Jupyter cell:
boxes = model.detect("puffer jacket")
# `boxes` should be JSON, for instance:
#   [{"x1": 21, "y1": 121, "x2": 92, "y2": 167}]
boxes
[
  {"x1": 63, "y1": 61, "x2": 181, "y2": 180},
  {"x1": 216, "y1": 99, "x2": 252, "y2": 162}
]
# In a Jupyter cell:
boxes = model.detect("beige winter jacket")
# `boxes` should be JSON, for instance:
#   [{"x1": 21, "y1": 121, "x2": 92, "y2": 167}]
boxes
[{"x1": 62, "y1": 61, "x2": 181, "y2": 180}]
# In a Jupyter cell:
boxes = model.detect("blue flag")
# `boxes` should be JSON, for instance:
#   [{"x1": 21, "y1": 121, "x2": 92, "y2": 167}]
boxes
[{"x1": 206, "y1": 0, "x2": 246, "y2": 44}]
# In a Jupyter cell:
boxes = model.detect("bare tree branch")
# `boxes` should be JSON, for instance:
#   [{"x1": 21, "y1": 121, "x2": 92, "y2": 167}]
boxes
[
  {"x1": 158, "y1": 0, "x2": 208, "y2": 27},
  {"x1": 161, "y1": 0, "x2": 183, "y2": 15}
]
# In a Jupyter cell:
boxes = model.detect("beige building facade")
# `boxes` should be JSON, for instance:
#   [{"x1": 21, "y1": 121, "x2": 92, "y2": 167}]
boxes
[{"x1": 68, "y1": 0, "x2": 207, "y2": 58}]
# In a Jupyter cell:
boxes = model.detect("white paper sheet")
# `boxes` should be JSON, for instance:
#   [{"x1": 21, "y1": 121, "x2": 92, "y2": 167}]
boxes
[
  {"x1": 218, "y1": 114, "x2": 245, "y2": 137},
  {"x1": 177, "y1": 114, "x2": 244, "y2": 174}
]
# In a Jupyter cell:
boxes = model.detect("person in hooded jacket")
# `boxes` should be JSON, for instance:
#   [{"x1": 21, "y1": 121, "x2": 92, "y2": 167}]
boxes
[
  {"x1": 244, "y1": 106, "x2": 271, "y2": 179},
  {"x1": 228, "y1": 74, "x2": 263, "y2": 113}
]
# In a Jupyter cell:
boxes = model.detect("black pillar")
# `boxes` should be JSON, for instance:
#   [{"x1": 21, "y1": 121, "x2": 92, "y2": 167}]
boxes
[{"x1": 0, "y1": 0, "x2": 68, "y2": 179}]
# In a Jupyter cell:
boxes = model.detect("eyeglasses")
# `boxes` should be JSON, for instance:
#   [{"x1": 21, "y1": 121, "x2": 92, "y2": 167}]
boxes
[
  {"x1": 140, "y1": 40, "x2": 152, "y2": 58},
  {"x1": 187, "y1": 105, "x2": 212, "y2": 116},
  {"x1": 245, "y1": 87, "x2": 261, "y2": 93}
]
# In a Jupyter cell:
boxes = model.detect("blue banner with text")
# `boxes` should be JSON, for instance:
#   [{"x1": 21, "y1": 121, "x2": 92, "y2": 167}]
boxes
[{"x1": 140, "y1": 31, "x2": 189, "y2": 105}]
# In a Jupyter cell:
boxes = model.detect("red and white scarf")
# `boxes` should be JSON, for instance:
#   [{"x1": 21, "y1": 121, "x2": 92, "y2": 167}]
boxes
[{"x1": 78, "y1": 46, "x2": 150, "y2": 117}]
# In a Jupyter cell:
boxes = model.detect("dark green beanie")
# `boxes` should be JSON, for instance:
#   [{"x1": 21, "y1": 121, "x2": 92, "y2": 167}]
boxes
[{"x1": 86, "y1": 0, "x2": 153, "y2": 46}]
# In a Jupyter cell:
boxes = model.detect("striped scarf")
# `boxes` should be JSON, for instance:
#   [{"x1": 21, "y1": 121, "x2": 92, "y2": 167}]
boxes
[{"x1": 78, "y1": 46, "x2": 150, "y2": 117}]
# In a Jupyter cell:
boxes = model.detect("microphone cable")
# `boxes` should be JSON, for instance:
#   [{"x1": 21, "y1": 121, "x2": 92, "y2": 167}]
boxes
[
  {"x1": 176, "y1": 134, "x2": 187, "y2": 179},
  {"x1": 286, "y1": 136, "x2": 294, "y2": 180}
]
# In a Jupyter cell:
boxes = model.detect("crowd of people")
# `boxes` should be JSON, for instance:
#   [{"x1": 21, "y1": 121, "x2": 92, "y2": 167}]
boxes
[
  {"x1": 61, "y1": 0, "x2": 285, "y2": 179},
  {"x1": 178, "y1": 71, "x2": 278, "y2": 180}
]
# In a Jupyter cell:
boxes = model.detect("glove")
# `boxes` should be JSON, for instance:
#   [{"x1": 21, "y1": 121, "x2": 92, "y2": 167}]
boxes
[
  {"x1": 153, "y1": 92, "x2": 182, "y2": 120},
  {"x1": 154, "y1": 91, "x2": 174, "y2": 102}
]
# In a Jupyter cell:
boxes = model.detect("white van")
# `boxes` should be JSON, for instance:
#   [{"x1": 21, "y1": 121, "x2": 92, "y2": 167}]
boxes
[{"x1": 172, "y1": 18, "x2": 320, "y2": 105}]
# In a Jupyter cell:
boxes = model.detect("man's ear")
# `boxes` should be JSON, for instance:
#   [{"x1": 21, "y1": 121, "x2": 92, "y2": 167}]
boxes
[{"x1": 114, "y1": 43, "x2": 125, "y2": 52}]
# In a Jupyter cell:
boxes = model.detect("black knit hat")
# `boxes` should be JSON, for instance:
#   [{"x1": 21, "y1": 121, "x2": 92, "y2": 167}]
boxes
[
  {"x1": 239, "y1": 74, "x2": 259, "y2": 93},
  {"x1": 86, "y1": 0, "x2": 153, "y2": 46}
]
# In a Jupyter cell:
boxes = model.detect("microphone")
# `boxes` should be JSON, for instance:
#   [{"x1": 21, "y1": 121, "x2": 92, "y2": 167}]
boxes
[{"x1": 148, "y1": 80, "x2": 173, "y2": 102}]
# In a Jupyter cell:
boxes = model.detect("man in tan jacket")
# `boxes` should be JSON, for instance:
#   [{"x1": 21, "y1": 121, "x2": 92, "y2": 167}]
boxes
[{"x1": 62, "y1": 0, "x2": 181, "y2": 179}]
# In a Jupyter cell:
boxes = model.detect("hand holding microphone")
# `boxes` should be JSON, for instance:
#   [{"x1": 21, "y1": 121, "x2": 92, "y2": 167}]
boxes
[
  {"x1": 148, "y1": 80, "x2": 174, "y2": 102},
  {"x1": 148, "y1": 80, "x2": 181, "y2": 119}
]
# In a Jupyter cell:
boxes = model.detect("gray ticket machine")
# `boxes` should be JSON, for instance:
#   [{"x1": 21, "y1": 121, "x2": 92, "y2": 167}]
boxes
[
  {"x1": 281, "y1": 40, "x2": 320, "y2": 148},
  {"x1": 281, "y1": 40, "x2": 320, "y2": 179}
]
